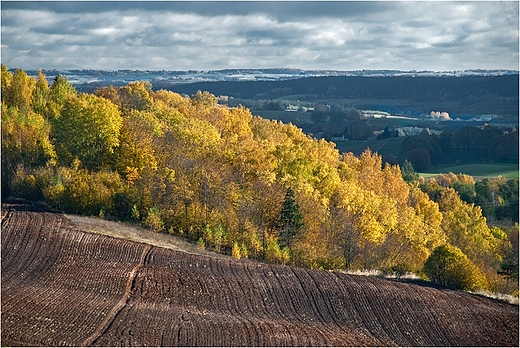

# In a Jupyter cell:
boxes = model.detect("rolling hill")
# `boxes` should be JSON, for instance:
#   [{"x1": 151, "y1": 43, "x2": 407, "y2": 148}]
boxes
[
  {"x1": 162, "y1": 74, "x2": 519, "y2": 118},
  {"x1": 1, "y1": 202, "x2": 518, "y2": 346}
]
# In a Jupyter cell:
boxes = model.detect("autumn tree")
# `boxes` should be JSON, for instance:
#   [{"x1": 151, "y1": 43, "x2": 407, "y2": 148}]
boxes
[
  {"x1": 118, "y1": 81, "x2": 154, "y2": 112},
  {"x1": 7, "y1": 69, "x2": 35, "y2": 112},
  {"x1": 1, "y1": 64, "x2": 12, "y2": 103},
  {"x1": 438, "y1": 188, "x2": 507, "y2": 265},
  {"x1": 47, "y1": 75, "x2": 76, "y2": 119},
  {"x1": 4, "y1": 67, "x2": 517, "y2": 295},
  {"x1": 115, "y1": 109, "x2": 163, "y2": 179},
  {"x1": 191, "y1": 90, "x2": 218, "y2": 109},
  {"x1": 382, "y1": 185, "x2": 445, "y2": 272},
  {"x1": 330, "y1": 179, "x2": 399, "y2": 270},
  {"x1": 32, "y1": 71, "x2": 50, "y2": 116},
  {"x1": 1, "y1": 68, "x2": 55, "y2": 198},
  {"x1": 53, "y1": 94, "x2": 122, "y2": 170},
  {"x1": 424, "y1": 244, "x2": 488, "y2": 291}
]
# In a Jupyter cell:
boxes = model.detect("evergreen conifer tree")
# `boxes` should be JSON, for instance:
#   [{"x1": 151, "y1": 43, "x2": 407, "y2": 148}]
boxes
[
  {"x1": 401, "y1": 159, "x2": 419, "y2": 182},
  {"x1": 279, "y1": 187, "x2": 303, "y2": 248}
]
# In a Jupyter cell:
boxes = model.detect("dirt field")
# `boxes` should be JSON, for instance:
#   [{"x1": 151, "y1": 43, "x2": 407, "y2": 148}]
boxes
[{"x1": 2, "y1": 202, "x2": 518, "y2": 346}]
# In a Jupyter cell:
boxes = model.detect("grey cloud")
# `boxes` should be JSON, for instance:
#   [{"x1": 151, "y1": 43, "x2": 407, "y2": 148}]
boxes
[
  {"x1": 1, "y1": 1, "x2": 393, "y2": 20},
  {"x1": 239, "y1": 27, "x2": 305, "y2": 45},
  {"x1": 1, "y1": 1, "x2": 518, "y2": 71}
]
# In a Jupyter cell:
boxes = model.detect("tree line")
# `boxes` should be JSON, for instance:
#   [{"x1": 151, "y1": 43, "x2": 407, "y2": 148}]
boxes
[
  {"x1": 397, "y1": 126, "x2": 519, "y2": 172},
  {"x1": 2, "y1": 65, "x2": 517, "y2": 294},
  {"x1": 163, "y1": 74, "x2": 519, "y2": 118}
]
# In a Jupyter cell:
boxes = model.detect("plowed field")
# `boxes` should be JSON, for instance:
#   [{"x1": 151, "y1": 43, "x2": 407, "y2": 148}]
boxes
[{"x1": 2, "y1": 202, "x2": 518, "y2": 347}]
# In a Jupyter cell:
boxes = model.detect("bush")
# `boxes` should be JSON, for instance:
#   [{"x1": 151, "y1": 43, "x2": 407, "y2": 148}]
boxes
[
  {"x1": 239, "y1": 242, "x2": 249, "y2": 259},
  {"x1": 424, "y1": 244, "x2": 488, "y2": 291},
  {"x1": 203, "y1": 224, "x2": 227, "y2": 252},
  {"x1": 197, "y1": 237, "x2": 206, "y2": 250},
  {"x1": 10, "y1": 168, "x2": 41, "y2": 201},
  {"x1": 232, "y1": 241, "x2": 241, "y2": 259},
  {"x1": 35, "y1": 165, "x2": 125, "y2": 216},
  {"x1": 265, "y1": 238, "x2": 290, "y2": 264},
  {"x1": 144, "y1": 206, "x2": 164, "y2": 232},
  {"x1": 248, "y1": 232, "x2": 264, "y2": 259}
]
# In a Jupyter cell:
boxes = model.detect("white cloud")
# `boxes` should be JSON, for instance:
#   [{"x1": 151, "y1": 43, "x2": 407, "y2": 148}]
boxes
[{"x1": 1, "y1": 1, "x2": 518, "y2": 71}]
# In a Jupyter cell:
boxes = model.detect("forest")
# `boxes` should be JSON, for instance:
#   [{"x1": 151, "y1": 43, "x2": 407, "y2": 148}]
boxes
[
  {"x1": 1, "y1": 65, "x2": 518, "y2": 295},
  {"x1": 161, "y1": 74, "x2": 519, "y2": 118}
]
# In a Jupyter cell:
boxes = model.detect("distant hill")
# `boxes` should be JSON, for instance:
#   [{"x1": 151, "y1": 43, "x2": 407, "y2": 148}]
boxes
[
  {"x1": 161, "y1": 75, "x2": 519, "y2": 118},
  {"x1": 20, "y1": 67, "x2": 518, "y2": 118}
]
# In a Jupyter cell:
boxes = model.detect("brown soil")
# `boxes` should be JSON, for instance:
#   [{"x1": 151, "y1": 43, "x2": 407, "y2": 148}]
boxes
[
  {"x1": 65, "y1": 213, "x2": 231, "y2": 260},
  {"x1": 2, "y1": 202, "x2": 518, "y2": 347}
]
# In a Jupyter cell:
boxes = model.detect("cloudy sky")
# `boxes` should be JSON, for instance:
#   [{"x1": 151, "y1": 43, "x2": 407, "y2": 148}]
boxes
[{"x1": 1, "y1": 1, "x2": 518, "y2": 71}]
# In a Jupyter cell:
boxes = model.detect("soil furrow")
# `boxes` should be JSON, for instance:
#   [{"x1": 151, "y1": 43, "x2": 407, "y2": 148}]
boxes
[
  {"x1": 2, "y1": 205, "x2": 518, "y2": 347},
  {"x1": 82, "y1": 244, "x2": 152, "y2": 347},
  {"x1": 337, "y1": 273, "x2": 391, "y2": 346}
]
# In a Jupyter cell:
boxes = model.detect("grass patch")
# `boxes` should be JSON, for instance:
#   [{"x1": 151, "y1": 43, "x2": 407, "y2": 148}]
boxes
[
  {"x1": 422, "y1": 163, "x2": 519, "y2": 179},
  {"x1": 419, "y1": 173, "x2": 440, "y2": 179}
]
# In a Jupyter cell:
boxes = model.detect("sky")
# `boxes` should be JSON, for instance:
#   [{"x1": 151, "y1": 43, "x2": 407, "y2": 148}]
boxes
[{"x1": 1, "y1": 1, "x2": 519, "y2": 71}]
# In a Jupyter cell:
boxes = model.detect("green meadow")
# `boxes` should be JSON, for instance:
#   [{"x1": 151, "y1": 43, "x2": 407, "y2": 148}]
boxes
[{"x1": 422, "y1": 163, "x2": 519, "y2": 179}]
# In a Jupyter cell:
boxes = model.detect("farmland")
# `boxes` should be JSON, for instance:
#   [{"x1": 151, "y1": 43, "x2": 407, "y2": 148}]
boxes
[{"x1": 2, "y1": 202, "x2": 518, "y2": 347}]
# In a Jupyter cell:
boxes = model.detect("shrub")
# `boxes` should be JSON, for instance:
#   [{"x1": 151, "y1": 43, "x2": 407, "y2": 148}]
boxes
[
  {"x1": 144, "y1": 206, "x2": 164, "y2": 232},
  {"x1": 281, "y1": 246, "x2": 291, "y2": 265},
  {"x1": 38, "y1": 166, "x2": 124, "y2": 216},
  {"x1": 131, "y1": 204, "x2": 140, "y2": 220},
  {"x1": 248, "y1": 232, "x2": 264, "y2": 259},
  {"x1": 424, "y1": 244, "x2": 488, "y2": 291},
  {"x1": 203, "y1": 224, "x2": 227, "y2": 252},
  {"x1": 10, "y1": 168, "x2": 41, "y2": 201},
  {"x1": 197, "y1": 237, "x2": 206, "y2": 250},
  {"x1": 232, "y1": 241, "x2": 241, "y2": 259},
  {"x1": 239, "y1": 242, "x2": 249, "y2": 259},
  {"x1": 265, "y1": 238, "x2": 287, "y2": 264},
  {"x1": 112, "y1": 190, "x2": 138, "y2": 220}
]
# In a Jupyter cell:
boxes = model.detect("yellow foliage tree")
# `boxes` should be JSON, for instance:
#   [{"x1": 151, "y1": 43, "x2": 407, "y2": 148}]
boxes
[{"x1": 53, "y1": 94, "x2": 122, "y2": 170}]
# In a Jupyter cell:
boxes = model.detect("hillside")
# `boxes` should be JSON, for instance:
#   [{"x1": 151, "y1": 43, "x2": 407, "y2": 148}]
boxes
[
  {"x1": 2, "y1": 66, "x2": 518, "y2": 298},
  {"x1": 162, "y1": 75, "x2": 519, "y2": 118},
  {"x1": 2, "y1": 202, "x2": 518, "y2": 347}
]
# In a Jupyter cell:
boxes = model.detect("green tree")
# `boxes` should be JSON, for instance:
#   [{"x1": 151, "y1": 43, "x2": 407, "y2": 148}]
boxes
[
  {"x1": 406, "y1": 148, "x2": 431, "y2": 171},
  {"x1": 452, "y1": 181, "x2": 476, "y2": 203},
  {"x1": 496, "y1": 179, "x2": 519, "y2": 222},
  {"x1": 401, "y1": 159, "x2": 419, "y2": 182},
  {"x1": 499, "y1": 224, "x2": 519, "y2": 282},
  {"x1": 278, "y1": 187, "x2": 303, "y2": 248},
  {"x1": 401, "y1": 132, "x2": 443, "y2": 166}
]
